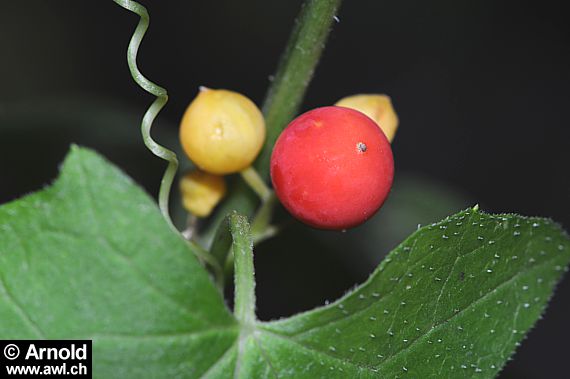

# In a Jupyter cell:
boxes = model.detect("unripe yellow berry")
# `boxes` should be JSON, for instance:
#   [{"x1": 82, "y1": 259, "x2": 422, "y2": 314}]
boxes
[
  {"x1": 335, "y1": 94, "x2": 399, "y2": 142},
  {"x1": 179, "y1": 88, "x2": 266, "y2": 174},
  {"x1": 179, "y1": 170, "x2": 227, "y2": 218}
]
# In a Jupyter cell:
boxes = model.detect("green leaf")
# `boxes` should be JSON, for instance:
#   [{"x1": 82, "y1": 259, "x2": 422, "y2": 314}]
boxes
[
  {"x1": 0, "y1": 146, "x2": 237, "y2": 378},
  {"x1": 1, "y1": 147, "x2": 569, "y2": 378},
  {"x1": 258, "y1": 208, "x2": 570, "y2": 378},
  {"x1": 203, "y1": 209, "x2": 570, "y2": 378}
]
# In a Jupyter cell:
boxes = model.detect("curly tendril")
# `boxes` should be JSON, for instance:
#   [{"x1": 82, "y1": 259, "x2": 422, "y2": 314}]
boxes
[
  {"x1": 113, "y1": 0, "x2": 177, "y2": 226},
  {"x1": 113, "y1": 0, "x2": 224, "y2": 280}
]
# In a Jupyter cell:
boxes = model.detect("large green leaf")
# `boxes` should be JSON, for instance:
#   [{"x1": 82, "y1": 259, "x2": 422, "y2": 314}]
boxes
[
  {"x1": 257, "y1": 208, "x2": 570, "y2": 378},
  {"x1": 1, "y1": 147, "x2": 569, "y2": 378},
  {"x1": 210, "y1": 206, "x2": 570, "y2": 378},
  {"x1": 0, "y1": 146, "x2": 237, "y2": 377}
]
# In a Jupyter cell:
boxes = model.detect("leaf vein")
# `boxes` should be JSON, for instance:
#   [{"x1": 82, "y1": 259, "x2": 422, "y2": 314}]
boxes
[
  {"x1": 430, "y1": 212, "x2": 475, "y2": 324},
  {"x1": 260, "y1": 329, "x2": 378, "y2": 374},
  {"x1": 377, "y1": 254, "x2": 562, "y2": 371},
  {"x1": 0, "y1": 272, "x2": 46, "y2": 338},
  {"x1": 88, "y1": 325, "x2": 237, "y2": 342},
  {"x1": 100, "y1": 237, "x2": 211, "y2": 327},
  {"x1": 198, "y1": 341, "x2": 238, "y2": 379},
  {"x1": 252, "y1": 332, "x2": 279, "y2": 379}
]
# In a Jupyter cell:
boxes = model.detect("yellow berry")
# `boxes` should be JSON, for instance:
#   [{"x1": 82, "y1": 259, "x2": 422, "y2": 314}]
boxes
[
  {"x1": 335, "y1": 94, "x2": 399, "y2": 142},
  {"x1": 179, "y1": 88, "x2": 266, "y2": 174},
  {"x1": 179, "y1": 170, "x2": 227, "y2": 218}
]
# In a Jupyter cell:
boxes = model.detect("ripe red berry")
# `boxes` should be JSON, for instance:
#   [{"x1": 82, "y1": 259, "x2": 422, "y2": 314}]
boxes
[{"x1": 270, "y1": 106, "x2": 394, "y2": 230}]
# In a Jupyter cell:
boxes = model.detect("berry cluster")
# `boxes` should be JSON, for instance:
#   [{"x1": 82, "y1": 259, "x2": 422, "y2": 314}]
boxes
[{"x1": 179, "y1": 88, "x2": 397, "y2": 230}]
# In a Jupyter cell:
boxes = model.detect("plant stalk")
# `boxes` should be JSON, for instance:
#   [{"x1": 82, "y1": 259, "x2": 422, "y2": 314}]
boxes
[
  {"x1": 230, "y1": 213, "x2": 256, "y2": 326},
  {"x1": 255, "y1": 0, "x2": 343, "y2": 179}
]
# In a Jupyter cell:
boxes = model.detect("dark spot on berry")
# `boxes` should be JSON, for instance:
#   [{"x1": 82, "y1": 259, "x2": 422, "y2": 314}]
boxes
[{"x1": 357, "y1": 142, "x2": 367, "y2": 153}]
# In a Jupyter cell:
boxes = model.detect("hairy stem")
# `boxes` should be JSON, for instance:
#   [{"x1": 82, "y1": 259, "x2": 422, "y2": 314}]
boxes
[
  {"x1": 229, "y1": 213, "x2": 256, "y2": 326},
  {"x1": 255, "y1": 0, "x2": 343, "y2": 179}
]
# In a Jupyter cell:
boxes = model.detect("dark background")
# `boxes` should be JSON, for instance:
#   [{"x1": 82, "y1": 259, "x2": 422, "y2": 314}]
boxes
[{"x1": 1, "y1": 1, "x2": 568, "y2": 377}]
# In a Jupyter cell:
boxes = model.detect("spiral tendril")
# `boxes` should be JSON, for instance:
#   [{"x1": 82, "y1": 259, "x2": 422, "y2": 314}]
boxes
[
  {"x1": 113, "y1": 0, "x2": 177, "y2": 227},
  {"x1": 113, "y1": 0, "x2": 224, "y2": 279}
]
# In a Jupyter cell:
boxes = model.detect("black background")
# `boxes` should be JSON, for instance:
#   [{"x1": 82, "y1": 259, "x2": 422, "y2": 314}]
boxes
[{"x1": 1, "y1": 1, "x2": 569, "y2": 377}]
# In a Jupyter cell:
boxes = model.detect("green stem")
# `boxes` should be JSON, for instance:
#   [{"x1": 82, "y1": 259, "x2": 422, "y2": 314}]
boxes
[
  {"x1": 221, "y1": 196, "x2": 279, "y2": 284},
  {"x1": 201, "y1": 0, "x2": 342, "y2": 244},
  {"x1": 240, "y1": 167, "x2": 272, "y2": 202},
  {"x1": 229, "y1": 213, "x2": 256, "y2": 326},
  {"x1": 255, "y1": 0, "x2": 343, "y2": 180}
]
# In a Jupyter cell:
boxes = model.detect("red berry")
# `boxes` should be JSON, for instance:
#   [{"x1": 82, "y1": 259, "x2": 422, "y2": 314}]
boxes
[{"x1": 270, "y1": 106, "x2": 394, "y2": 230}]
